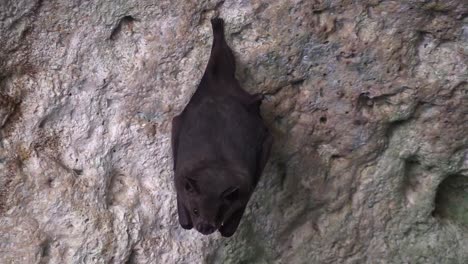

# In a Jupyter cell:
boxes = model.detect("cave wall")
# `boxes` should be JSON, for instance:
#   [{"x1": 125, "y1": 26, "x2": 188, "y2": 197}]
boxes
[{"x1": 0, "y1": 0, "x2": 467, "y2": 263}]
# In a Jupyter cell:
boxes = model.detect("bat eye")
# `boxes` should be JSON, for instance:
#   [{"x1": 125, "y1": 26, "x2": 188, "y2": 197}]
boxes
[
  {"x1": 193, "y1": 209, "x2": 199, "y2": 216},
  {"x1": 185, "y1": 178, "x2": 198, "y2": 193}
]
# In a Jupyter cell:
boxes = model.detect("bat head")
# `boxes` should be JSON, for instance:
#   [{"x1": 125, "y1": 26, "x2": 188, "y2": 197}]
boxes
[{"x1": 177, "y1": 166, "x2": 247, "y2": 235}]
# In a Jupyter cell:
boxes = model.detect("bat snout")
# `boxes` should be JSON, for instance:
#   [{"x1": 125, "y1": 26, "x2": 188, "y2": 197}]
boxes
[{"x1": 196, "y1": 223, "x2": 217, "y2": 235}]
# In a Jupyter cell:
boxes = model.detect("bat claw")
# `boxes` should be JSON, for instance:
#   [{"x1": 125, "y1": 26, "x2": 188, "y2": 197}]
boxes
[{"x1": 211, "y1": 17, "x2": 224, "y2": 31}]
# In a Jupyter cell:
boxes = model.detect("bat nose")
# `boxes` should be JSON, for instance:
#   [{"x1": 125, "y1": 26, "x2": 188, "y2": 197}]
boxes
[{"x1": 196, "y1": 223, "x2": 216, "y2": 235}]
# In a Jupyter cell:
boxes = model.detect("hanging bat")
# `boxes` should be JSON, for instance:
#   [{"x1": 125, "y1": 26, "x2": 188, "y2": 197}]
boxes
[{"x1": 171, "y1": 18, "x2": 272, "y2": 237}]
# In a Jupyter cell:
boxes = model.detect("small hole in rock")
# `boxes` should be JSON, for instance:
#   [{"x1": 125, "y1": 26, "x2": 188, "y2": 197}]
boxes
[
  {"x1": 432, "y1": 174, "x2": 468, "y2": 227},
  {"x1": 320, "y1": 116, "x2": 327, "y2": 123}
]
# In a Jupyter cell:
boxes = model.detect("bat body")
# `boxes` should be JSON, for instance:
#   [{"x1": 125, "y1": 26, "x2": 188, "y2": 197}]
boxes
[{"x1": 171, "y1": 18, "x2": 272, "y2": 237}]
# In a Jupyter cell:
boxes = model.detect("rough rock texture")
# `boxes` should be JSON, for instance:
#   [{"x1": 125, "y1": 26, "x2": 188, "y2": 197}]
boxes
[{"x1": 0, "y1": 0, "x2": 467, "y2": 263}]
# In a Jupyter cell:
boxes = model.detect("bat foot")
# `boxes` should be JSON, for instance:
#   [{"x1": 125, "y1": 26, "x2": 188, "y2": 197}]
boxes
[{"x1": 211, "y1": 17, "x2": 224, "y2": 33}]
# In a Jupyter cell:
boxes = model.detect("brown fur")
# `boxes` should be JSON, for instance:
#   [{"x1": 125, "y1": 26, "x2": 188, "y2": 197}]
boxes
[{"x1": 171, "y1": 18, "x2": 272, "y2": 237}]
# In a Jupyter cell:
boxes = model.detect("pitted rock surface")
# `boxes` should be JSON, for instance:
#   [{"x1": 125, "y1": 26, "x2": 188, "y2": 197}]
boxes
[{"x1": 0, "y1": 1, "x2": 467, "y2": 263}]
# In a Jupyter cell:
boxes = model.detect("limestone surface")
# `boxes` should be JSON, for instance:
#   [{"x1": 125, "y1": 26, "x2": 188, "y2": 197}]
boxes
[{"x1": 0, "y1": 0, "x2": 467, "y2": 263}]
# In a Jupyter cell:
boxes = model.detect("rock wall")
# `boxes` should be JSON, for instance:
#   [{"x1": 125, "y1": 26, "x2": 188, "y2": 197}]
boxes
[{"x1": 0, "y1": 0, "x2": 467, "y2": 263}]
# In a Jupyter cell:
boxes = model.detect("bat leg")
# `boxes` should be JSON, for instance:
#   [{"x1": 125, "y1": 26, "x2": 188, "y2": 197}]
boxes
[
  {"x1": 219, "y1": 206, "x2": 246, "y2": 237},
  {"x1": 177, "y1": 195, "x2": 193, "y2": 230},
  {"x1": 206, "y1": 17, "x2": 236, "y2": 79}
]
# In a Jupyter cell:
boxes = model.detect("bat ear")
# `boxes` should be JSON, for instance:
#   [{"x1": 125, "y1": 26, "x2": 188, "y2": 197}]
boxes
[
  {"x1": 222, "y1": 186, "x2": 239, "y2": 202},
  {"x1": 177, "y1": 195, "x2": 193, "y2": 230},
  {"x1": 184, "y1": 177, "x2": 199, "y2": 194}
]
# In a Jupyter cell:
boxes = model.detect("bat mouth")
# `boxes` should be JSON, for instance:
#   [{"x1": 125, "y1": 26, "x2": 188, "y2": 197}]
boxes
[
  {"x1": 199, "y1": 229, "x2": 216, "y2": 235},
  {"x1": 196, "y1": 223, "x2": 217, "y2": 235}
]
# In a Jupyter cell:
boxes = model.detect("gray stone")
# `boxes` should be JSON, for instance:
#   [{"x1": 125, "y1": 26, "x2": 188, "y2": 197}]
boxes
[{"x1": 0, "y1": 0, "x2": 467, "y2": 263}]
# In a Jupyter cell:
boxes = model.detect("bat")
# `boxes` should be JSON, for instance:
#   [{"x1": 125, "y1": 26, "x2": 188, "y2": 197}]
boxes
[{"x1": 171, "y1": 17, "x2": 272, "y2": 237}]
